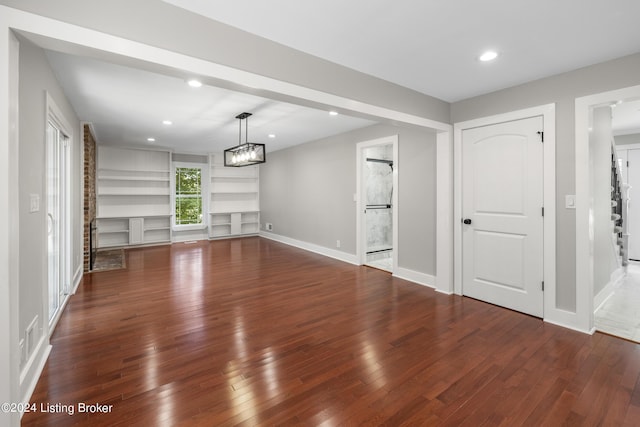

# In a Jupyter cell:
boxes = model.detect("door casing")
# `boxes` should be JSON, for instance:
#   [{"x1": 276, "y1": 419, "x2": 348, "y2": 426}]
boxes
[{"x1": 356, "y1": 135, "x2": 398, "y2": 272}]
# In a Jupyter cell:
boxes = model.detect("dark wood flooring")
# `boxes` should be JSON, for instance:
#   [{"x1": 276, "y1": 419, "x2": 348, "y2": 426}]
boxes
[{"x1": 22, "y1": 237, "x2": 640, "y2": 426}]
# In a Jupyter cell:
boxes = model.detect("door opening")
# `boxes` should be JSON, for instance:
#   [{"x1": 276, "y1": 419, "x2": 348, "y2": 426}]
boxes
[
  {"x1": 46, "y1": 110, "x2": 71, "y2": 326},
  {"x1": 357, "y1": 136, "x2": 398, "y2": 273}
]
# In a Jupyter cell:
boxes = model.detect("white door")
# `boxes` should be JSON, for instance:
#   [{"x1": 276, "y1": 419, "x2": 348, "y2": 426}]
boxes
[
  {"x1": 627, "y1": 149, "x2": 640, "y2": 260},
  {"x1": 462, "y1": 116, "x2": 544, "y2": 317}
]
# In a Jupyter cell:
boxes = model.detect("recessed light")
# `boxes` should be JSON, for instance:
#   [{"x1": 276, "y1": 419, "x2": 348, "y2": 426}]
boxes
[
  {"x1": 147, "y1": 137, "x2": 156, "y2": 142},
  {"x1": 162, "y1": 120, "x2": 173, "y2": 125},
  {"x1": 268, "y1": 134, "x2": 276, "y2": 139},
  {"x1": 479, "y1": 50, "x2": 499, "y2": 62},
  {"x1": 329, "y1": 111, "x2": 339, "y2": 116},
  {"x1": 187, "y1": 79, "x2": 202, "y2": 88}
]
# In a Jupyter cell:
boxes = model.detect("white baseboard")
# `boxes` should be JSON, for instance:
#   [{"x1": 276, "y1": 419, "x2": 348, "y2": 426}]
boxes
[
  {"x1": 594, "y1": 267, "x2": 626, "y2": 312},
  {"x1": 72, "y1": 264, "x2": 83, "y2": 294},
  {"x1": 19, "y1": 336, "x2": 51, "y2": 416},
  {"x1": 543, "y1": 317, "x2": 593, "y2": 334},
  {"x1": 259, "y1": 232, "x2": 441, "y2": 290},
  {"x1": 172, "y1": 233, "x2": 208, "y2": 243},
  {"x1": 259, "y1": 232, "x2": 359, "y2": 265},
  {"x1": 394, "y1": 267, "x2": 436, "y2": 289}
]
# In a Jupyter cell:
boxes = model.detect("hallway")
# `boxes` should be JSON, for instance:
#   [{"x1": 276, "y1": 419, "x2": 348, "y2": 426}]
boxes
[{"x1": 595, "y1": 262, "x2": 640, "y2": 342}]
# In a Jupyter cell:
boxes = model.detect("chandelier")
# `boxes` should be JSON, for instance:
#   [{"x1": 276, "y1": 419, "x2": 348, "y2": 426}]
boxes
[{"x1": 224, "y1": 112, "x2": 266, "y2": 167}]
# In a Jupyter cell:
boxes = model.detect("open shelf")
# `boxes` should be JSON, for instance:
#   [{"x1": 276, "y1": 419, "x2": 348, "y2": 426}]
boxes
[{"x1": 208, "y1": 154, "x2": 260, "y2": 239}]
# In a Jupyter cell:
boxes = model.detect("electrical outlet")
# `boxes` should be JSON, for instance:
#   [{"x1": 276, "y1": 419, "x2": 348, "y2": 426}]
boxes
[
  {"x1": 336, "y1": 240, "x2": 341, "y2": 248},
  {"x1": 265, "y1": 223, "x2": 273, "y2": 231}
]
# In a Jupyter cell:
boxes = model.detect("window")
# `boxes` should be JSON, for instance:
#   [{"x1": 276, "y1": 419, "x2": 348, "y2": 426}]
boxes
[{"x1": 174, "y1": 166, "x2": 204, "y2": 227}]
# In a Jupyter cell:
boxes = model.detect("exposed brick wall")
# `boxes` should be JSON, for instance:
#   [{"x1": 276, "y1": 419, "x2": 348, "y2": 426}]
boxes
[{"x1": 83, "y1": 124, "x2": 96, "y2": 272}]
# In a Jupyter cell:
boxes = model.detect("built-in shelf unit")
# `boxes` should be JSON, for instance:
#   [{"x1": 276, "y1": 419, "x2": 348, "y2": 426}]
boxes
[
  {"x1": 209, "y1": 154, "x2": 260, "y2": 239},
  {"x1": 96, "y1": 146, "x2": 172, "y2": 248}
]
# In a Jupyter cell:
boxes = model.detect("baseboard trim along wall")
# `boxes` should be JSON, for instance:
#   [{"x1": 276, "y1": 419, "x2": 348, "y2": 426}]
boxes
[
  {"x1": 72, "y1": 264, "x2": 83, "y2": 294},
  {"x1": 259, "y1": 232, "x2": 360, "y2": 265},
  {"x1": 259, "y1": 232, "x2": 439, "y2": 291},
  {"x1": 394, "y1": 267, "x2": 436, "y2": 289},
  {"x1": 19, "y1": 338, "x2": 52, "y2": 416}
]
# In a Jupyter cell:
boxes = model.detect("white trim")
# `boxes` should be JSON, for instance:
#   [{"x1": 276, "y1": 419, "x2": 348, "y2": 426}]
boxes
[
  {"x1": 260, "y1": 232, "x2": 359, "y2": 265},
  {"x1": 0, "y1": 27, "x2": 20, "y2": 426},
  {"x1": 18, "y1": 335, "x2": 51, "y2": 409},
  {"x1": 71, "y1": 264, "x2": 82, "y2": 294},
  {"x1": 453, "y1": 104, "x2": 557, "y2": 324},
  {"x1": 260, "y1": 232, "x2": 440, "y2": 290},
  {"x1": 45, "y1": 93, "x2": 74, "y2": 332},
  {"x1": 394, "y1": 267, "x2": 436, "y2": 289},
  {"x1": 575, "y1": 84, "x2": 640, "y2": 333},
  {"x1": 436, "y1": 130, "x2": 454, "y2": 293},
  {"x1": 171, "y1": 161, "x2": 209, "y2": 230},
  {"x1": 356, "y1": 135, "x2": 398, "y2": 272},
  {"x1": 172, "y1": 232, "x2": 209, "y2": 243}
]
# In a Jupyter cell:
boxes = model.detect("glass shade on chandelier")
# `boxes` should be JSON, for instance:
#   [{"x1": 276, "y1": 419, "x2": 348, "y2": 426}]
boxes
[
  {"x1": 225, "y1": 142, "x2": 265, "y2": 167},
  {"x1": 224, "y1": 112, "x2": 266, "y2": 167}
]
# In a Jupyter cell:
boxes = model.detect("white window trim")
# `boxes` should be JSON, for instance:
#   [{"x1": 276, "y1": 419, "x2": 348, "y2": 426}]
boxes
[{"x1": 171, "y1": 161, "x2": 209, "y2": 231}]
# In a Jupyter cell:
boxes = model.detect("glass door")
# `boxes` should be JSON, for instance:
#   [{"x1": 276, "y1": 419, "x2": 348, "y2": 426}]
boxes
[{"x1": 47, "y1": 121, "x2": 70, "y2": 324}]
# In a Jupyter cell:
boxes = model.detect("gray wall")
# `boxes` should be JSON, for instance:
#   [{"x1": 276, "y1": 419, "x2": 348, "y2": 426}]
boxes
[
  {"x1": 615, "y1": 133, "x2": 640, "y2": 145},
  {"x1": 451, "y1": 52, "x2": 640, "y2": 312},
  {"x1": 260, "y1": 124, "x2": 437, "y2": 276},
  {"x1": 18, "y1": 38, "x2": 82, "y2": 393}
]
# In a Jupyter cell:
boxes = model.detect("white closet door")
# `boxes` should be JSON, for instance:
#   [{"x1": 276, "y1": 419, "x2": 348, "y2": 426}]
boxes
[{"x1": 461, "y1": 116, "x2": 544, "y2": 317}]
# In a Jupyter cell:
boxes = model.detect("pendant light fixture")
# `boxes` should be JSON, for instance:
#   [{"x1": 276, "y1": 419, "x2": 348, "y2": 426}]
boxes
[{"x1": 224, "y1": 112, "x2": 266, "y2": 167}]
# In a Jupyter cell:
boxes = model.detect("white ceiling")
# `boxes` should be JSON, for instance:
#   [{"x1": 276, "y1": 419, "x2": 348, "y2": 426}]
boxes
[
  {"x1": 44, "y1": 0, "x2": 640, "y2": 153},
  {"x1": 163, "y1": 0, "x2": 640, "y2": 102},
  {"x1": 46, "y1": 51, "x2": 376, "y2": 154}
]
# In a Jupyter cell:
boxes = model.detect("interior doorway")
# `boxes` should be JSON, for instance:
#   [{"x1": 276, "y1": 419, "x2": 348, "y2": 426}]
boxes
[{"x1": 357, "y1": 136, "x2": 398, "y2": 273}]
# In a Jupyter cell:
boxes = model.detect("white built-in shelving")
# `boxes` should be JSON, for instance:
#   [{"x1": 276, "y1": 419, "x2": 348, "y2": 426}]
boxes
[
  {"x1": 209, "y1": 154, "x2": 260, "y2": 239},
  {"x1": 96, "y1": 146, "x2": 172, "y2": 248}
]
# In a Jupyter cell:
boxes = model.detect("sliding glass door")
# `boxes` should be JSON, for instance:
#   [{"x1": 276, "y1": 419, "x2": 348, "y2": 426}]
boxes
[{"x1": 47, "y1": 120, "x2": 70, "y2": 324}]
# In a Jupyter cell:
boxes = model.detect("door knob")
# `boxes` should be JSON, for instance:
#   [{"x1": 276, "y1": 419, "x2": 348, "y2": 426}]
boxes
[{"x1": 463, "y1": 218, "x2": 472, "y2": 225}]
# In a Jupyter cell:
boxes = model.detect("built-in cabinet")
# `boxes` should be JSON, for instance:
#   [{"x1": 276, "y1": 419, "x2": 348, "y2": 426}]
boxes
[
  {"x1": 209, "y1": 154, "x2": 260, "y2": 239},
  {"x1": 96, "y1": 148, "x2": 260, "y2": 248},
  {"x1": 96, "y1": 146, "x2": 172, "y2": 248}
]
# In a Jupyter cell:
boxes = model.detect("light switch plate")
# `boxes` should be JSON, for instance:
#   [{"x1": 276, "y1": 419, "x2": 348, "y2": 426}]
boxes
[
  {"x1": 29, "y1": 194, "x2": 40, "y2": 212},
  {"x1": 565, "y1": 195, "x2": 576, "y2": 209}
]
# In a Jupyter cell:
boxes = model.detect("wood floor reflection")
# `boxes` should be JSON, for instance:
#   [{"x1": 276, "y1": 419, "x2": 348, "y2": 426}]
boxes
[{"x1": 23, "y1": 237, "x2": 640, "y2": 426}]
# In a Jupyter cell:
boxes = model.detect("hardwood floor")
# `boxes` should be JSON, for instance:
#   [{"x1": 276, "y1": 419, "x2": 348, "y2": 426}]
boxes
[{"x1": 23, "y1": 237, "x2": 640, "y2": 426}]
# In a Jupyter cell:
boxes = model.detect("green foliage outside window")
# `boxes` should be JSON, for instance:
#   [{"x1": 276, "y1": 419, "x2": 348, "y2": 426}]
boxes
[{"x1": 175, "y1": 167, "x2": 202, "y2": 225}]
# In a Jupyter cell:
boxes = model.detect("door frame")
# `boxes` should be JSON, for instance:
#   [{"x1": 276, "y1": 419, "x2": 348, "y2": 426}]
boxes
[
  {"x1": 45, "y1": 92, "x2": 73, "y2": 332},
  {"x1": 454, "y1": 104, "x2": 556, "y2": 321},
  {"x1": 575, "y1": 84, "x2": 640, "y2": 333},
  {"x1": 356, "y1": 135, "x2": 399, "y2": 272}
]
